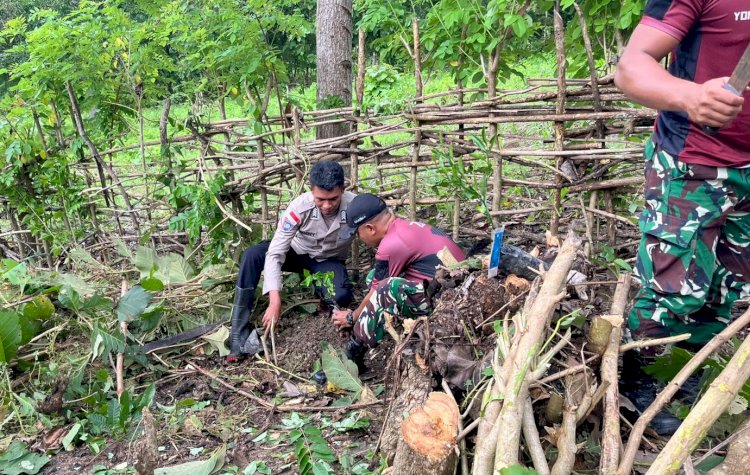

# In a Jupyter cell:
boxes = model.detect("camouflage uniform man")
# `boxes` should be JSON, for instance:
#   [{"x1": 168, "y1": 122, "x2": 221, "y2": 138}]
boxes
[
  {"x1": 332, "y1": 194, "x2": 466, "y2": 371},
  {"x1": 228, "y1": 161, "x2": 357, "y2": 360},
  {"x1": 615, "y1": 0, "x2": 750, "y2": 433}
]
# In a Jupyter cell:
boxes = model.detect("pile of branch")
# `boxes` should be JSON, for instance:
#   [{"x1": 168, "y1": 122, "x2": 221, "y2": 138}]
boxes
[{"x1": 374, "y1": 233, "x2": 750, "y2": 475}]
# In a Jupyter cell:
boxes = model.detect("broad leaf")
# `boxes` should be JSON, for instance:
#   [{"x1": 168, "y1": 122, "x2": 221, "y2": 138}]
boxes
[
  {"x1": 0, "y1": 441, "x2": 50, "y2": 475},
  {"x1": 201, "y1": 326, "x2": 230, "y2": 357},
  {"x1": 320, "y1": 342, "x2": 362, "y2": 397},
  {"x1": 155, "y1": 445, "x2": 226, "y2": 475},
  {"x1": 134, "y1": 246, "x2": 158, "y2": 278},
  {"x1": 18, "y1": 314, "x2": 42, "y2": 346},
  {"x1": 54, "y1": 274, "x2": 95, "y2": 298},
  {"x1": 157, "y1": 253, "x2": 195, "y2": 285},
  {"x1": 0, "y1": 310, "x2": 22, "y2": 363},
  {"x1": 141, "y1": 277, "x2": 164, "y2": 292},
  {"x1": 116, "y1": 286, "x2": 153, "y2": 322}
]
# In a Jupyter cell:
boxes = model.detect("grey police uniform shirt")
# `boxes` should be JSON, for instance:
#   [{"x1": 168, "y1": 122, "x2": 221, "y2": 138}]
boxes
[{"x1": 262, "y1": 190, "x2": 357, "y2": 295}]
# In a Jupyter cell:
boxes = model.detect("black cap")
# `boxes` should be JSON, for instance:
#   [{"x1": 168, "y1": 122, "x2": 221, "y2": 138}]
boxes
[{"x1": 339, "y1": 194, "x2": 387, "y2": 239}]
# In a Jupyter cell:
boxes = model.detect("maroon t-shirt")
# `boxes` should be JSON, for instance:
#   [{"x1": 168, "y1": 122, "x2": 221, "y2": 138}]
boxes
[
  {"x1": 642, "y1": 0, "x2": 750, "y2": 167},
  {"x1": 370, "y1": 218, "x2": 466, "y2": 289}
]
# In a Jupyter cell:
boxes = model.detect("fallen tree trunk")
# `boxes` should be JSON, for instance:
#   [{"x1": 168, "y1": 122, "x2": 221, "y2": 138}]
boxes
[{"x1": 392, "y1": 392, "x2": 460, "y2": 474}]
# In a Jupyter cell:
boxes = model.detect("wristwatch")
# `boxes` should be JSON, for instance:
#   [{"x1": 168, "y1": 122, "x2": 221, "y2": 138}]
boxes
[{"x1": 346, "y1": 312, "x2": 355, "y2": 326}]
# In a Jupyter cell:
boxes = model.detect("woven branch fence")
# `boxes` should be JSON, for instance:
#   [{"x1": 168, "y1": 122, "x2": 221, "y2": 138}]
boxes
[{"x1": 1, "y1": 19, "x2": 656, "y2": 267}]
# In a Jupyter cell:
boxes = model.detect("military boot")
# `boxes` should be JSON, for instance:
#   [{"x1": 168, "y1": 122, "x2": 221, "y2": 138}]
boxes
[
  {"x1": 620, "y1": 351, "x2": 682, "y2": 436},
  {"x1": 345, "y1": 337, "x2": 368, "y2": 375},
  {"x1": 228, "y1": 287, "x2": 255, "y2": 361}
]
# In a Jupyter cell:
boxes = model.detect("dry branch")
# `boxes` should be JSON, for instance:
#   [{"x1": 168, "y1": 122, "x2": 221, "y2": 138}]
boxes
[{"x1": 599, "y1": 274, "x2": 631, "y2": 475}]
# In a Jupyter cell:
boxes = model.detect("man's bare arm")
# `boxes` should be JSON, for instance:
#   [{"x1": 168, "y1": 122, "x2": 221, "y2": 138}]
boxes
[{"x1": 615, "y1": 24, "x2": 743, "y2": 128}]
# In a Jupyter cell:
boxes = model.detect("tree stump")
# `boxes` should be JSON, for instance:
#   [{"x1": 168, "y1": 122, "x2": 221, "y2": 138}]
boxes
[
  {"x1": 391, "y1": 392, "x2": 460, "y2": 474},
  {"x1": 379, "y1": 356, "x2": 432, "y2": 461}
]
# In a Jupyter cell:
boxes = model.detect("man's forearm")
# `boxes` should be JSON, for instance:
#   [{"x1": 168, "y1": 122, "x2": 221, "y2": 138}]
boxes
[{"x1": 615, "y1": 51, "x2": 697, "y2": 113}]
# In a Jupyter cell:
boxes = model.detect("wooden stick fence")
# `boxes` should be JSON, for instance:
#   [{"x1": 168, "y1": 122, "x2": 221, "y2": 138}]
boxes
[{"x1": 1, "y1": 11, "x2": 655, "y2": 265}]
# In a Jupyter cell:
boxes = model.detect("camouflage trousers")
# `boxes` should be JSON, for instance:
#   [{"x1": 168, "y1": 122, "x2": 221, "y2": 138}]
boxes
[
  {"x1": 352, "y1": 276, "x2": 431, "y2": 348},
  {"x1": 629, "y1": 139, "x2": 750, "y2": 345}
]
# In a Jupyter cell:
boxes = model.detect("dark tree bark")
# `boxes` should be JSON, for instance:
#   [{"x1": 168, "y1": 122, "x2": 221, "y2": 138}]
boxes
[{"x1": 316, "y1": 0, "x2": 352, "y2": 139}]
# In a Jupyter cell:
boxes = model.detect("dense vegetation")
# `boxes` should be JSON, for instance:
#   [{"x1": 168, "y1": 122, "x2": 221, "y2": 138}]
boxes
[{"x1": 0, "y1": 1, "x2": 648, "y2": 473}]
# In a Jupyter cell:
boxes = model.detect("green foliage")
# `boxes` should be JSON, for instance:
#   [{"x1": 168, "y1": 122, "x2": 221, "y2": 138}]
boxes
[
  {"x1": 431, "y1": 132, "x2": 494, "y2": 219},
  {"x1": 646, "y1": 347, "x2": 750, "y2": 403},
  {"x1": 0, "y1": 440, "x2": 50, "y2": 475},
  {"x1": 168, "y1": 174, "x2": 238, "y2": 263},
  {"x1": 321, "y1": 342, "x2": 364, "y2": 398},
  {"x1": 500, "y1": 466, "x2": 538, "y2": 475},
  {"x1": 301, "y1": 270, "x2": 336, "y2": 300},
  {"x1": 0, "y1": 310, "x2": 23, "y2": 362},
  {"x1": 283, "y1": 413, "x2": 336, "y2": 475},
  {"x1": 594, "y1": 243, "x2": 633, "y2": 276}
]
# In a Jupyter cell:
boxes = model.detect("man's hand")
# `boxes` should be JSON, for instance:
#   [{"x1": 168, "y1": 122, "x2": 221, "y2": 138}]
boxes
[
  {"x1": 332, "y1": 308, "x2": 353, "y2": 330},
  {"x1": 263, "y1": 291, "x2": 282, "y2": 336},
  {"x1": 686, "y1": 77, "x2": 745, "y2": 128}
]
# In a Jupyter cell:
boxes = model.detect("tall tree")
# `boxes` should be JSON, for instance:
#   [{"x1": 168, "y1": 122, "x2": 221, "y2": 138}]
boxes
[{"x1": 316, "y1": 0, "x2": 352, "y2": 139}]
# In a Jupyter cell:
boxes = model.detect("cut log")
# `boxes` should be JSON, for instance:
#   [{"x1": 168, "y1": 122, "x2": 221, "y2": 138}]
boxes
[
  {"x1": 379, "y1": 356, "x2": 432, "y2": 460},
  {"x1": 392, "y1": 392, "x2": 459, "y2": 475}
]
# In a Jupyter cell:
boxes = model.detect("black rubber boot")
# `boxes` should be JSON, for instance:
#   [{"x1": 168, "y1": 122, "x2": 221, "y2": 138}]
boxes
[
  {"x1": 345, "y1": 338, "x2": 368, "y2": 375},
  {"x1": 228, "y1": 287, "x2": 255, "y2": 360},
  {"x1": 620, "y1": 351, "x2": 682, "y2": 436}
]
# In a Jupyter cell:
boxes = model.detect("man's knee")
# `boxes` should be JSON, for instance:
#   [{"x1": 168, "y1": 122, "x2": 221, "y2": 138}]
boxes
[
  {"x1": 241, "y1": 243, "x2": 267, "y2": 265},
  {"x1": 628, "y1": 287, "x2": 707, "y2": 338}
]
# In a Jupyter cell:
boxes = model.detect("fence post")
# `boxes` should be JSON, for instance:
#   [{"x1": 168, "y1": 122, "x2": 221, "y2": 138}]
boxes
[
  {"x1": 551, "y1": 2, "x2": 567, "y2": 237},
  {"x1": 410, "y1": 18, "x2": 423, "y2": 221}
]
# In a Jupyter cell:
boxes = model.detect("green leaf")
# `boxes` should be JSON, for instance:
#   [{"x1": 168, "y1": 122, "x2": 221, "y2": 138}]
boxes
[
  {"x1": 500, "y1": 465, "x2": 538, "y2": 475},
  {"x1": 134, "y1": 246, "x2": 158, "y2": 278},
  {"x1": 157, "y1": 253, "x2": 195, "y2": 285},
  {"x1": 116, "y1": 286, "x2": 153, "y2": 322},
  {"x1": 320, "y1": 342, "x2": 363, "y2": 397},
  {"x1": 695, "y1": 455, "x2": 725, "y2": 472},
  {"x1": 18, "y1": 314, "x2": 41, "y2": 346},
  {"x1": 0, "y1": 441, "x2": 50, "y2": 475},
  {"x1": 91, "y1": 324, "x2": 126, "y2": 360},
  {"x1": 0, "y1": 310, "x2": 22, "y2": 363},
  {"x1": 62, "y1": 423, "x2": 82, "y2": 451},
  {"x1": 54, "y1": 273, "x2": 95, "y2": 298},
  {"x1": 154, "y1": 445, "x2": 226, "y2": 475},
  {"x1": 141, "y1": 277, "x2": 165, "y2": 292},
  {"x1": 200, "y1": 326, "x2": 230, "y2": 357}
]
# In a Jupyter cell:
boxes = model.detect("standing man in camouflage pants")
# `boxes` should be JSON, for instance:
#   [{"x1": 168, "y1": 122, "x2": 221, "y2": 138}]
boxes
[
  {"x1": 615, "y1": 0, "x2": 749, "y2": 434},
  {"x1": 331, "y1": 194, "x2": 466, "y2": 371}
]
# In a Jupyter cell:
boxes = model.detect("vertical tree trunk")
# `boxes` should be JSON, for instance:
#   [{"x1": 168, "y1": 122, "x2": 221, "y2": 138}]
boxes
[
  {"x1": 316, "y1": 0, "x2": 353, "y2": 139},
  {"x1": 160, "y1": 97, "x2": 174, "y2": 192}
]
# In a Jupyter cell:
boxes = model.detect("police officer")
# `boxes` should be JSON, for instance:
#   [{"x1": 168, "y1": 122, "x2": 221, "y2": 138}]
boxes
[{"x1": 228, "y1": 160, "x2": 356, "y2": 360}]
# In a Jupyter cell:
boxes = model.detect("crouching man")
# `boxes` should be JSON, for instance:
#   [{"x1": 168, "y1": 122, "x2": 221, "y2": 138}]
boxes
[
  {"x1": 331, "y1": 194, "x2": 466, "y2": 371},
  {"x1": 228, "y1": 160, "x2": 357, "y2": 360}
]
